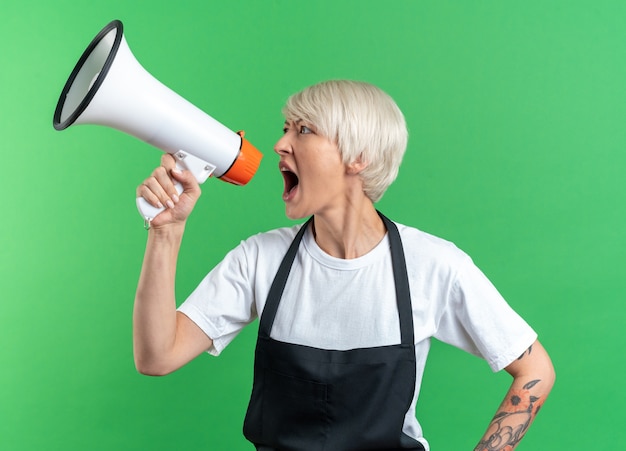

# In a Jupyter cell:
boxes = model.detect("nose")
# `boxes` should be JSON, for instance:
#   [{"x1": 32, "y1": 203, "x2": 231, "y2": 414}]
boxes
[{"x1": 274, "y1": 133, "x2": 292, "y2": 155}]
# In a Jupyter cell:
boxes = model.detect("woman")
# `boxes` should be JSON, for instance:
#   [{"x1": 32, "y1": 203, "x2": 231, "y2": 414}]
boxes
[{"x1": 134, "y1": 80, "x2": 555, "y2": 450}]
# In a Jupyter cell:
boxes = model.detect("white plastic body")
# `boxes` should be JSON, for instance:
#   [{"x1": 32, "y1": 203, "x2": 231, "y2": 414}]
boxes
[{"x1": 58, "y1": 27, "x2": 244, "y2": 221}]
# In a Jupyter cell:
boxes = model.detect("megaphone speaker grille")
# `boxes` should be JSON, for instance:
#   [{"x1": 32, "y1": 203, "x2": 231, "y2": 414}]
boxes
[{"x1": 53, "y1": 20, "x2": 124, "y2": 131}]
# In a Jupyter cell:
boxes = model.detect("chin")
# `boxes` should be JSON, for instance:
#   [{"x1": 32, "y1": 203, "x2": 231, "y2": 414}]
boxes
[
  {"x1": 284, "y1": 204, "x2": 311, "y2": 221},
  {"x1": 285, "y1": 210, "x2": 307, "y2": 221}
]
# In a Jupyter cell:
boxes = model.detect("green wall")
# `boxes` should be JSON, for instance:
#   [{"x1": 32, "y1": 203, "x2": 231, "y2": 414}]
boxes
[{"x1": 2, "y1": 1, "x2": 625, "y2": 449}]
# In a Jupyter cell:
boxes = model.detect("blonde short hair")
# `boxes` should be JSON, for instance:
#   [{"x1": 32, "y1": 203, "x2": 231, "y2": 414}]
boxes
[{"x1": 282, "y1": 80, "x2": 408, "y2": 202}]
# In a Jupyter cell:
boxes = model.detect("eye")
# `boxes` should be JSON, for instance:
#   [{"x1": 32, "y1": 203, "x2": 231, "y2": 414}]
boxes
[{"x1": 299, "y1": 125, "x2": 313, "y2": 134}]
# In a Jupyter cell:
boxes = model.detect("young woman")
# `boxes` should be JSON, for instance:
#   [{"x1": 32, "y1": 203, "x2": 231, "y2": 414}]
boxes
[{"x1": 134, "y1": 80, "x2": 555, "y2": 450}]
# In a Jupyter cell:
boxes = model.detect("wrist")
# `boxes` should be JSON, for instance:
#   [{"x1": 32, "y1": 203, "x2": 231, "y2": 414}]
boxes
[{"x1": 147, "y1": 221, "x2": 186, "y2": 243}]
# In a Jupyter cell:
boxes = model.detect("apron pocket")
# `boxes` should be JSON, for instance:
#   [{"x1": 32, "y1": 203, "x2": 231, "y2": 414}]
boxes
[{"x1": 262, "y1": 369, "x2": 329, "y2": 450}]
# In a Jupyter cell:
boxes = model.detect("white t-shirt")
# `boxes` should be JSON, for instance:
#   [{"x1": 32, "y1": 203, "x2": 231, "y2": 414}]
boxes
[{"x1": 178, "y1": 221, "x2": 537, "y2": 449}]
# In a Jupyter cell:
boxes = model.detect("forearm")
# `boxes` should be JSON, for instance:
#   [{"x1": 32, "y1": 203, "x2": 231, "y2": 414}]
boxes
[
  {"x1": 133, "y1": 224, "x2": 185, "y2": 374},
  {"x1": 474, "y1": 377, "x2": 547, "y2": 450},
  {"x1": 474, "y1": 342, "x2": 555, "y2": 450}
]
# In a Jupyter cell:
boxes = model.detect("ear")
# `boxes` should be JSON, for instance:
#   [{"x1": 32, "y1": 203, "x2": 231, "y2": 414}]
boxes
[{"x1": 346, "y1": 154, "x2": 368, "y2": 175}]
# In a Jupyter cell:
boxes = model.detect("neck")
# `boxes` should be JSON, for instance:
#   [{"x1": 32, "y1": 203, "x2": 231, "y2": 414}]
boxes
[{"x1": 312, "y1": 201, "x2": 386, "y2": 259}]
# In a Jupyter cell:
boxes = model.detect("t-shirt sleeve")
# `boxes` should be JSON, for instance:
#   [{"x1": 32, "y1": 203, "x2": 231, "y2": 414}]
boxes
[
  {"x1": 434, "y1": 253, "x2": 538, "y2": 372},
  {"x1": 177, "y1": 241, "x2": 257, "y2": 356}
]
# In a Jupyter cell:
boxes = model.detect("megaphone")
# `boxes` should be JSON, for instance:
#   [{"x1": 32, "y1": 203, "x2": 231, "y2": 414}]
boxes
[{"x1": 53, "y1": 19, "x2": 262, "y2": 222}]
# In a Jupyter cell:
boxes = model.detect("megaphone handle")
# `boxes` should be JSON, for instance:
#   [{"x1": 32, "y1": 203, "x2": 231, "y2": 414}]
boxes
[
  {"x1": 136, "y1": 181, "x2": 184, "y2": 223},
  {"x1": 136, "y1": 161, "x2": 185, "y2": 223}
]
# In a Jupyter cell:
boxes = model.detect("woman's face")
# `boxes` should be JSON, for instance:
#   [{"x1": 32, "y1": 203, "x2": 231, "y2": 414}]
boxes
[{"x1": 274, "y1": 120, "x2": 351, "y2": 220}]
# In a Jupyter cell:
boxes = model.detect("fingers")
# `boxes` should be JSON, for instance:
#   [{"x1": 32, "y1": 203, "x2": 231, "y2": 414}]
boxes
[
  {"x1": 170, "y1": 164, "x2": 201, "y2": 196},
  {"x1": 137, "y1": 155, "x2": 181, "y2": 210},
  {"x1": 160, "y1": 153, "x2": 177, "y2": 172},
  {"x1": 137, "y1": 174, "x2": 175, "y2": 210},
  {"x1": 157, "y1": 154, "x2": 181, "y2": 202},
  {"x1": 136, "y1": 154, "x2": 204, "y2": 228}
]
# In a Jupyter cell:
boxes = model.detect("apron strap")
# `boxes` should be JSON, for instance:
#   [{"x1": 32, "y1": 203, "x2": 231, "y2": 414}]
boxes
[
  {"x1": 258, "y1": 217, "x2": 313, "y2": 339},
  {"x1": 259, "y1": 212, "x2": 415, "y2": 346},
  {"x1": 378, "y1": 211, "x2": 415, "y2": 346}
]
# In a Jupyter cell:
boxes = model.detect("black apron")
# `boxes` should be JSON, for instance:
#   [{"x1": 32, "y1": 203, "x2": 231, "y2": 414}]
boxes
[{"x1": 243, "y1": 212, "x2": 425, "y2": 451}]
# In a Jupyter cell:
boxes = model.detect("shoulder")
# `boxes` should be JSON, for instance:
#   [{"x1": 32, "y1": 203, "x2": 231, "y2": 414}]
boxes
[
  {"x1": 200, "y1": 222, "x2": 307, "y2": 289},
  {"x1": 237, "y1": 222, "x2": 307, "y2": 260},
  {"x1": 393, "y1": 221, "x2": 471, "y2": 267}
]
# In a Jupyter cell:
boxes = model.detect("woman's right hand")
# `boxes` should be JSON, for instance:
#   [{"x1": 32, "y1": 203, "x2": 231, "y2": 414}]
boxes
[{"x1": 136, "y1": 153, "x2": 202, "y2": 229}]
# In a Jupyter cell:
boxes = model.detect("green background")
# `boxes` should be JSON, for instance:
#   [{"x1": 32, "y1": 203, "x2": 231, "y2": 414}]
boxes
[{"x1": 2, "y1": 1, "x2": 624, "y2": 449}]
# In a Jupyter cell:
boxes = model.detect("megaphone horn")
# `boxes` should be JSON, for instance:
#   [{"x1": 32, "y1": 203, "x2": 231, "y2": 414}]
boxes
[{"x1": 53, "y1": 19, "x2": 263, "y2": 221}]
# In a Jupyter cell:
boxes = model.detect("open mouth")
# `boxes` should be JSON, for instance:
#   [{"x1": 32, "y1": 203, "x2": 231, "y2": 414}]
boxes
[{"x1": 281, "y1": 166, "x2": 299, "y2": 199}]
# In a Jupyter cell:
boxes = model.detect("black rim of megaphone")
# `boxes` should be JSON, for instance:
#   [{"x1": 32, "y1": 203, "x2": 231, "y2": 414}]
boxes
[{"x1": 53, "y1": 20, "x2": 124, "y2": 131}]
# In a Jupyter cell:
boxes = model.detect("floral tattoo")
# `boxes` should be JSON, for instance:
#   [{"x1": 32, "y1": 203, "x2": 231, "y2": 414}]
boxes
[{"x1": 474, "y1": 347, "x2": 544, "y2": 451}]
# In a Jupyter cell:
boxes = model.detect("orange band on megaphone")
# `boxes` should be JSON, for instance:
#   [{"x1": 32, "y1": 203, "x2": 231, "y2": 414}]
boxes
[{"x1": 219, "y1": 131, "x2": 263, "y2": 185}]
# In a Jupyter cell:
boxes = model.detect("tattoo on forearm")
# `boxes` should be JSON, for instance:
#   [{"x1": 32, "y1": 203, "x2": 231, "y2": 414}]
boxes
[
  {"x1": 517, "y1": 345, "x2": 533, "y2": 360},
  {"x1": 474, "y1": 379, "x2": 544, "y2": 451}
]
